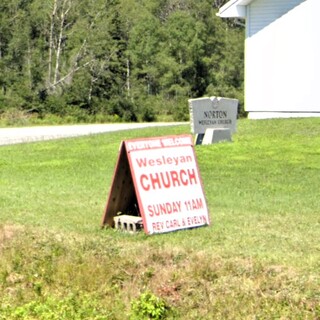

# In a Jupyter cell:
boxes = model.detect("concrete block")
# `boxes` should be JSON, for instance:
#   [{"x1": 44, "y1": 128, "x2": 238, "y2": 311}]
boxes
[{"x1": 114, "y1": 215, "x2": 143, "y2": 232}]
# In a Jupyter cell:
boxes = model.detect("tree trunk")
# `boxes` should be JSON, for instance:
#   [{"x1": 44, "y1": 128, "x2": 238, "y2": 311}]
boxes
[
  {"x1": 53, "y1": 0, "x2": 71, "y2": 86},
  {"x1": 27, "y1": 40, "x2": 32, "y2": 90},
  {"x1": 48, "y1": 0, "x2": 58, "y2": 88},
  {"x1": 126, "y1": 57, "x2": 131, "y2": 97},
  {"x1": 0, "y1": 36, "x2": 2, "y2": 59}
]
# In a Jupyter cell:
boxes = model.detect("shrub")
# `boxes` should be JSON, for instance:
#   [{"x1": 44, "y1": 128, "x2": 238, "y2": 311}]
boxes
[
  {"x1": 0, "y1": 293, "x2": 113, "y2": 320},
  {"x1": 130, "y1": 291, "x2": 172, "y2": 320},
  {"x1": 107, "y1": 98, "x2": 138, "y2": 122}
]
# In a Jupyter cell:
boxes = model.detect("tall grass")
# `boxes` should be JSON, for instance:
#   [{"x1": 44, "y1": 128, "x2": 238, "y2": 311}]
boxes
[{"x1": 1, "y1": 119, "x2": 319, "y2": 319}]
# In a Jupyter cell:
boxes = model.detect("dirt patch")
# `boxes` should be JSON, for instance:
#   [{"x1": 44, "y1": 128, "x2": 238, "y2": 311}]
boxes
[{"x1": 0, "y1": 224, "x2": 23, "y2": 247}]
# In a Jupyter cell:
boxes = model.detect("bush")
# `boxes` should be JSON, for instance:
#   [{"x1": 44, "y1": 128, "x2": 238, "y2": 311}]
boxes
[
  {"x1": 130, "y1": 291, "x2": 173, "y2": 320},
  {"x1": 107, "y1": 98, "x2": 138, "y2": 122},
  {"x1": 0, "y1": 108, "x2": 31, "y2": 126},
  {"x1": 0, "y1": 293, "x2": 113, "y2": 320}
]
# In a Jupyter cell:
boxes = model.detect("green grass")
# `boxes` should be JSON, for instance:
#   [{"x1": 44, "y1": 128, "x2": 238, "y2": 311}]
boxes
[{"x1": 1, "y1": 118, "x2": 320, "y2": 319}]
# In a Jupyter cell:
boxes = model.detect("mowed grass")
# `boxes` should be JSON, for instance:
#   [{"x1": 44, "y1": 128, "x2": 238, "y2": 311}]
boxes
[{"x1": 0, "y1": 118, "x2": 319, "y2": 319}]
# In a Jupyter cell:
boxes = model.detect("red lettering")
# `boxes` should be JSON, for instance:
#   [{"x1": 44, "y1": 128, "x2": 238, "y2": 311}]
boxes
[
  {"x1": 136, "y1": 158, "x2": 147, "y2": 167},
  {"x1": 139, "y1": 168, "x2": 198, "y2": 191},
  {"x1": 147, "y1": 205, "x2": 154, "y2": 217},
  {"x1": 160, "y1": 172, "x2": 171, "y2": 188},
  {"x1": 140, "y1": 174, "x2": 150, "y2": 191},
  {"x1": 188, "y1": 169, "x2": 197, "y2": 185},
  {"x1": 150, "y1": 173, "x2": 161, "y2": 189},
  {"x1": 159, "y1": 203, "x2": 166, "y2": 215},
  {"x1": 180, "y1": 169, "x2": 188, "y2": 186},
  {"x1": 170, "y1": 171, "x2": 180, "y2": 187},
  {"x1": 152, "y1": 222, "x2": 164, "y2": 231}
]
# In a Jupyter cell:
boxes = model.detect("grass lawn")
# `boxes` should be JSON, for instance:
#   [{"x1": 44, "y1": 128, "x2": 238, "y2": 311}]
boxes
[{"x1": 0, "y1": 118, "x2": 319, "y2": 319}]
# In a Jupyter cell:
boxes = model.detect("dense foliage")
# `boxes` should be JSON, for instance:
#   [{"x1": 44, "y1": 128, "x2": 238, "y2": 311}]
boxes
[{"x1": 0, "y1": 0, "x2": 244, "y2": 122}]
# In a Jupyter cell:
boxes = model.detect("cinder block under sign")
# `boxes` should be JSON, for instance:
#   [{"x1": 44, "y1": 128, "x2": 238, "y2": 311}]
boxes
[
  {"x1": 114, "y1": 215, "x2": 143, "y2": 232},
  {"x1": 202, "y1": 128, "x2": 231, "y2": 145}
]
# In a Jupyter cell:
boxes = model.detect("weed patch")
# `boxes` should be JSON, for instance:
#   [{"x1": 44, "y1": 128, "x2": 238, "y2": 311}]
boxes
[{"x1": 130, "y1": 291, "x2": 174, "y2": 320}]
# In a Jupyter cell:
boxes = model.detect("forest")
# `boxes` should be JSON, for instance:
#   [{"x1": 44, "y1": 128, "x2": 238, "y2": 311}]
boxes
[{"x1": 0, "y1": 0, "x2": 244, "y2": 124}]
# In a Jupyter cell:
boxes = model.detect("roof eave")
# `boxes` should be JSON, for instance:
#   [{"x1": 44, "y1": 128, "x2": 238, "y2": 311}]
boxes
[{"x1": 217, "y1": 0, "x2": 254, "y2": 18}]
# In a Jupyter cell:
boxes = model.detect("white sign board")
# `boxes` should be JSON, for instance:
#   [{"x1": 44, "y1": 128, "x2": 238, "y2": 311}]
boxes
[
  {"x1": 188, "y1": 96, "x2": 238, "y2": 134},
  {"x1": 126, "y1": 135, "x2": 210, "y2": 234}
]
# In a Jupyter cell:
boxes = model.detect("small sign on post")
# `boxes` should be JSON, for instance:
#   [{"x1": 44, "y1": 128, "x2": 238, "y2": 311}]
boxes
[
  {"x1": 188, "y1": 96, "x2": 238, "y2": 144},
  {"x1": 101, "y1": 134, "x2": 210, "y2": 235}
]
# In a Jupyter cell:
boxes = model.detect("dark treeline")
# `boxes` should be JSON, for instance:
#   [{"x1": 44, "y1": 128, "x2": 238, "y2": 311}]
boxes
[{"x1": 0, "y1": 0, "x2": 244, "y2": 123}]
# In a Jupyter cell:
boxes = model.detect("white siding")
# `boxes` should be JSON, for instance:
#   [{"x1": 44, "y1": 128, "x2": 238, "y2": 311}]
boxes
[
  {"x1": 248, "y1": 0, "x2": 305, "y2": 37},
  {"x1": 245, "y1": 0, "x2": 320, "y2": 113}
]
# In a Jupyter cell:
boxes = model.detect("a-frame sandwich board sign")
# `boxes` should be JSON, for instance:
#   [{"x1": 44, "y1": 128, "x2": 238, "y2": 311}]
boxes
[{"x1": 101, "y1": 134, "x2": 210, "y2": 235}]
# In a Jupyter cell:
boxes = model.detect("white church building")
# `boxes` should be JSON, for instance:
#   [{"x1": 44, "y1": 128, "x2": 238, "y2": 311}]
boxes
[{"x1": 218, "y1": 0, "x2": 320, "y2": 119}]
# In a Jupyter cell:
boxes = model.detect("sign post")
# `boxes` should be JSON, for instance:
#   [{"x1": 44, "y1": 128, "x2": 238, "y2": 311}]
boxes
[{"x1": 101, "y1": 134, "x2": 210, "y2": 235}]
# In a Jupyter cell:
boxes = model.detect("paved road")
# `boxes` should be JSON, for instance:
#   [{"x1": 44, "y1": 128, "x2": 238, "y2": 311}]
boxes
[{"x1": 0, "y1": 122, "x2": 186, "y2": 146}]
